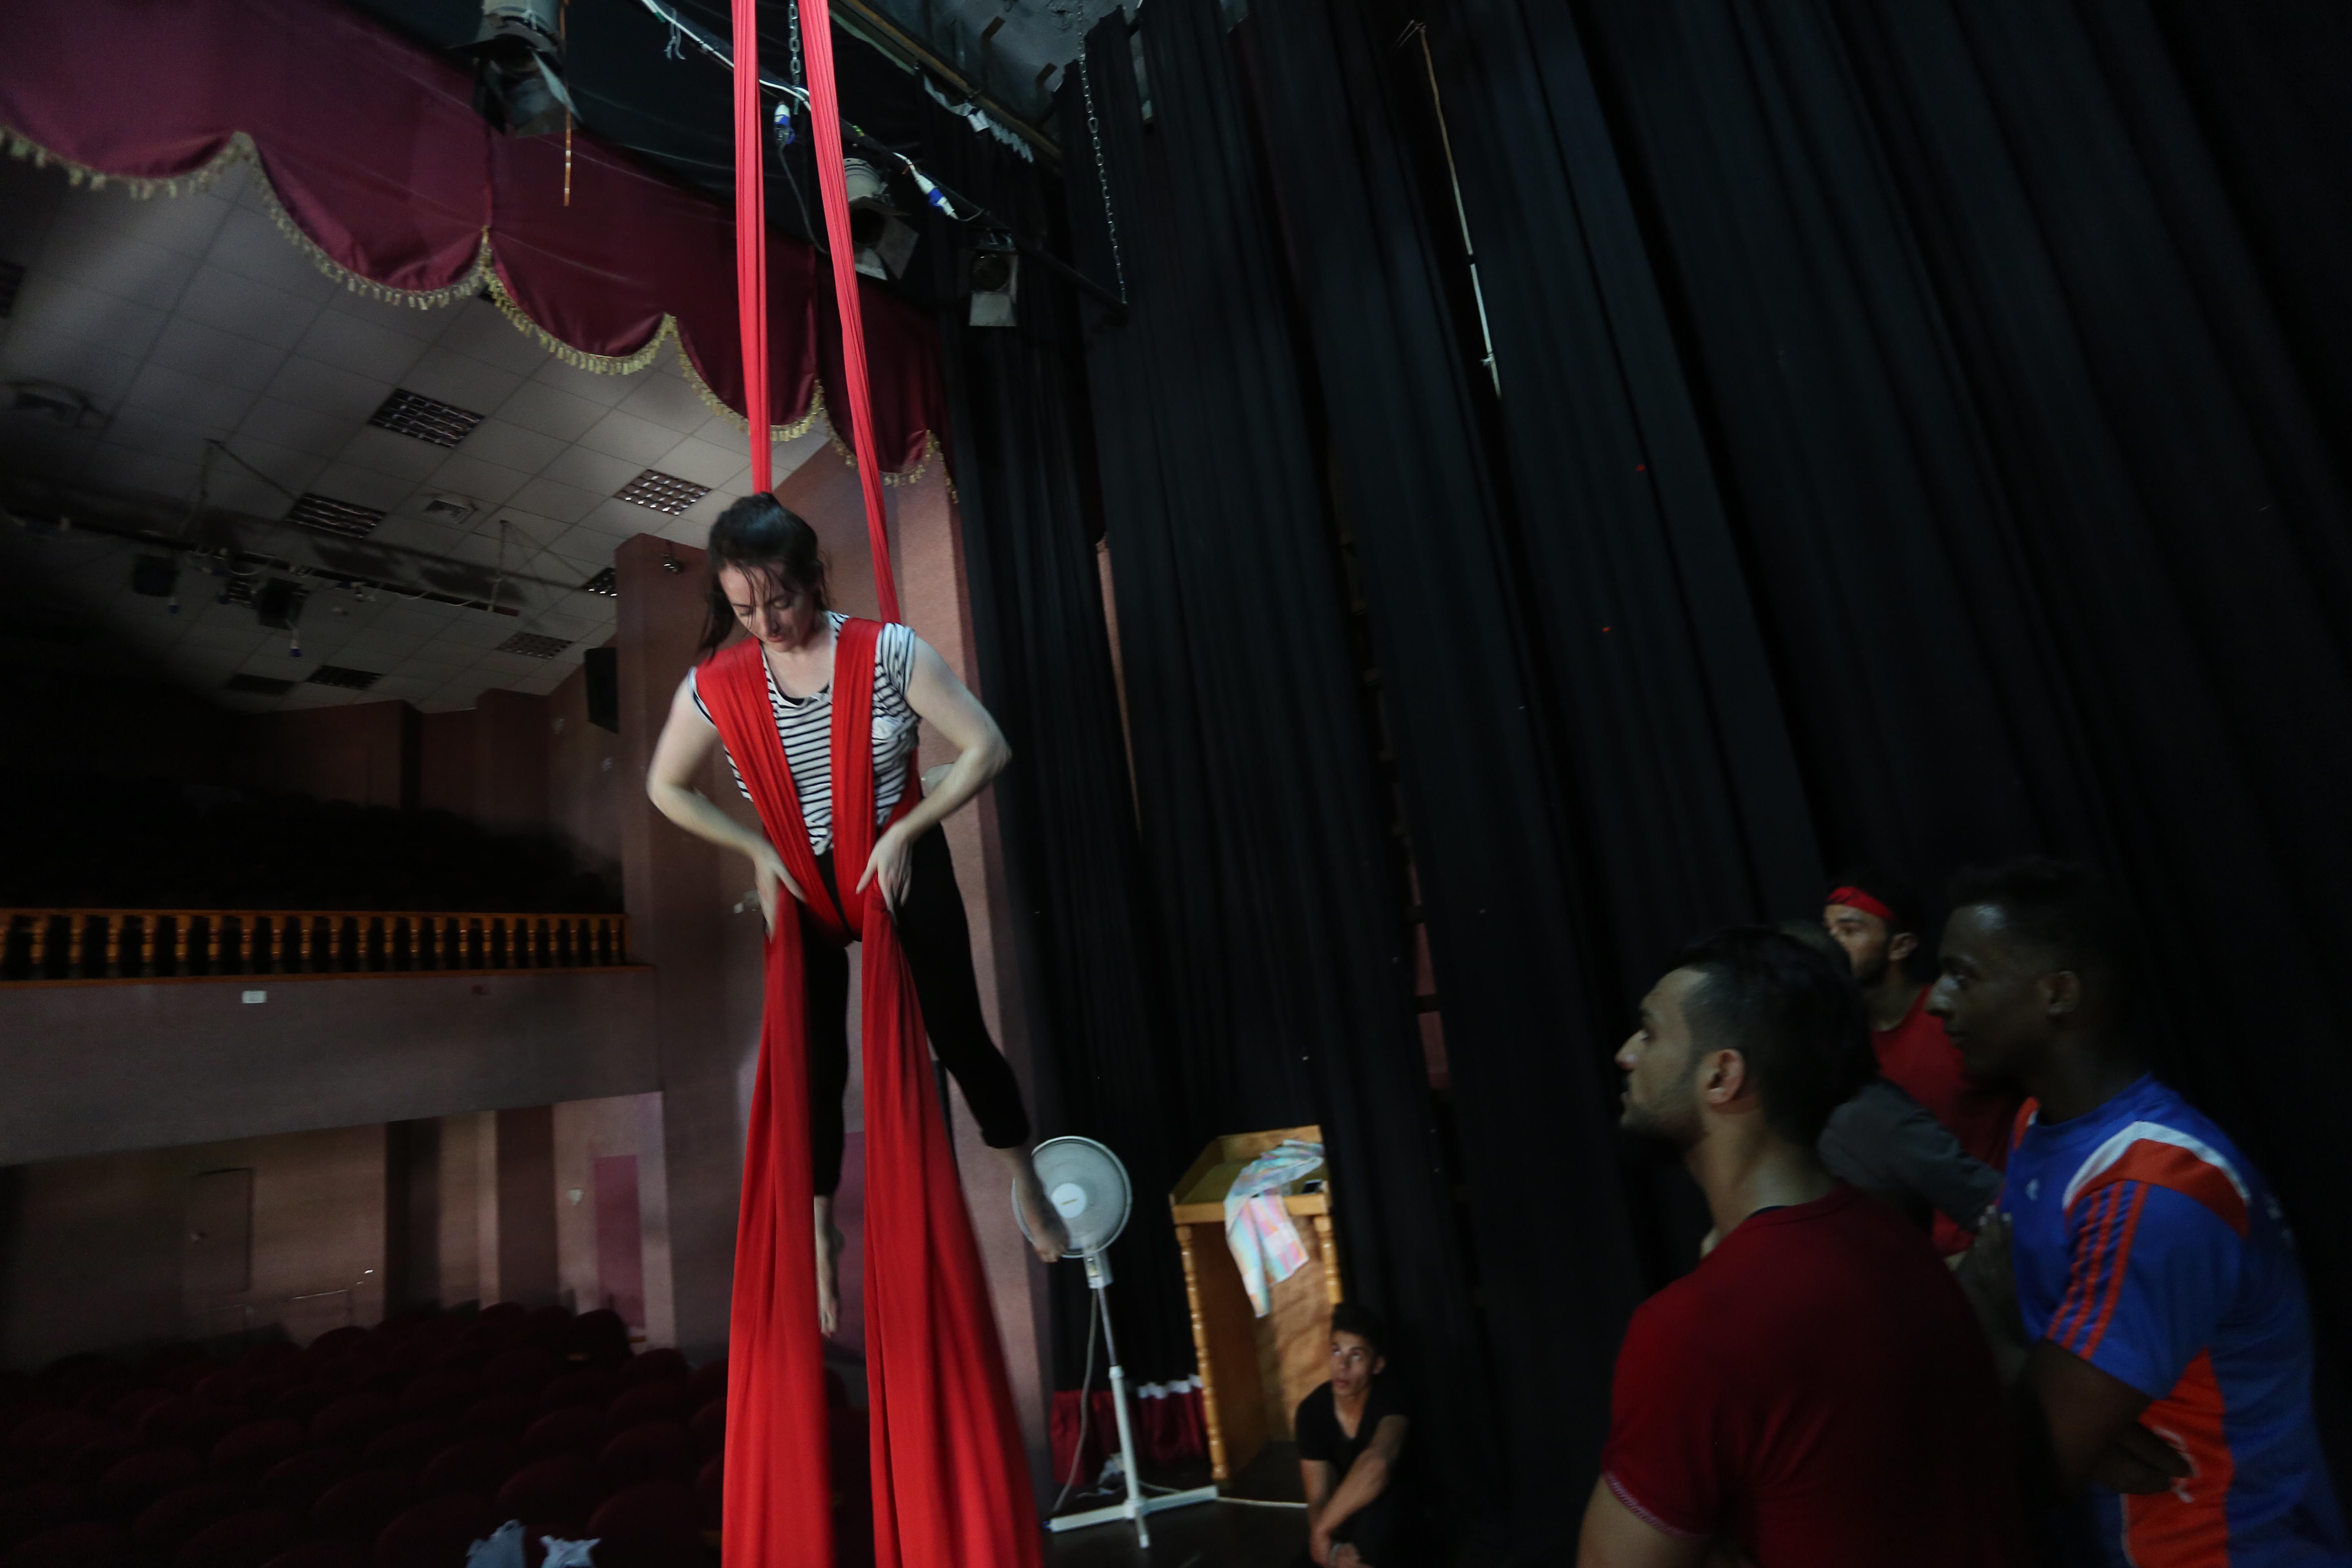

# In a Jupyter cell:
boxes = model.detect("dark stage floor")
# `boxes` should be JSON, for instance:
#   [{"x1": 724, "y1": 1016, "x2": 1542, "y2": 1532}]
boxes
[{"x1": 1042, "y1": 1441, "x2": 1307, "y2": 1568}]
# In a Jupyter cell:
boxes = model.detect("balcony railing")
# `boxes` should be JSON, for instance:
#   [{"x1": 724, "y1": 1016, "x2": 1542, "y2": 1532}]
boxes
[{"x1": 0, "y1": 909, "x2": 631, "y2": 984}]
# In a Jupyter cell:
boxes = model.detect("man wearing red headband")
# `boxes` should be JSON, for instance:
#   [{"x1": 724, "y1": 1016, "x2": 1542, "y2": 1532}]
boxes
[{"x1": 1825, "y1": 868, "x2": 2020, "y2": 1254}]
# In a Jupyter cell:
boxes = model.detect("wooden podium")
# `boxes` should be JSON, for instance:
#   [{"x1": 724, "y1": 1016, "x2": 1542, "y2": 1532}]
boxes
[{"x1": 1169, "y1": 1125, "x2": 1341, "y2": 1481}]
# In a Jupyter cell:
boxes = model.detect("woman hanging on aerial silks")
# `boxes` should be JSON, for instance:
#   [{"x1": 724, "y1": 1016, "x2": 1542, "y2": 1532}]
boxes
[{"x1": 646, "y1": 491, "x2": 1058, "y2": 1568}]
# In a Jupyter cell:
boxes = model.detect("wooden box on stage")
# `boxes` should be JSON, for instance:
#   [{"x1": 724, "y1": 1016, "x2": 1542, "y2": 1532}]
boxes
[{"x1": 1169, "y1": 1124, "x2": 1341, "y2": 1481}]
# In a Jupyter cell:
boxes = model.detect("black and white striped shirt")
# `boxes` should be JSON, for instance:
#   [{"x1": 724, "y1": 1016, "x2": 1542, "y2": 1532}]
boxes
[{"x1": 690, "y1": 614, "x2": 920, "y2": 855}]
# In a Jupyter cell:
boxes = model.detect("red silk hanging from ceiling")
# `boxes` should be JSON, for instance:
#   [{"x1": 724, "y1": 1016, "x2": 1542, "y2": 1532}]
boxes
[{"x1": 0, "y1": 0, "x2": 947, "y2": 481}]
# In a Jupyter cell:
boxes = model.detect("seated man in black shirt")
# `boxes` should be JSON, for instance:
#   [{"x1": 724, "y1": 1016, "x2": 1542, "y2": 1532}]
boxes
[{"x1": 1297, "y1": 1302, "x2": 1414, "y2": 1568}]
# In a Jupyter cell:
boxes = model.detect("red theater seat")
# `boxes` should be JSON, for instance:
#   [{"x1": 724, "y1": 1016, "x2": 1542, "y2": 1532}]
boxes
[
  {"x1": 686, "y1": 1359, "x2": 726, "y2": 1407},
  {"x1": 0, "y1": 1479, "x2": 88, "y2": 1545},
  {"x1": 360, "y1": 1420, "x2": 451, "y2": 1471},
  {"x1": 476, "y1": 1304, "x2": 531, "y2": 1345},
  {"x1": 307, "y1": 1470, "x2": 415, "y2": 1542},
  {"x1": 308, "y1": 1395, "x2": 398, "y2": 1451},
  {"x1": 606, "y1": 1381, "x2": 688, "y2": 1427},
  {"x1": 396, "y1": 1370, "x2": 479, "y2": 1421},
  {"x1": 212, "y1": 1420, "x2": 307, "y2": 1477},
  {"x1": 479, "y1": 1348, "x2": 553, "y2": 1397},
  {"x1": 143, "y1": 1399, "x2": 241, "y2": 1453},
  {"x1": 419, "y1": 1436, "x2": 517, "y2": 1500},
  {"x1": 694, "y1": 1455, "x2": 722, "y2": 1532},
  {"x1": 518, "y1": 1408, "x2": 610, "y2": 1464},
  {"x1": 495, "y1": 1455, "x2": 597, "y2": 1539},
  {"x1": 254, "y1": 1450, "x2": 357, "y2": 1513},
  {"x1": 256, "y1": 1541, "x2": 367, "y2": 1568},
  {"x1": 518, "y1": 1308, "x2": 572, "y2": 1349},
  {"x1": 586, "y1": 1480, "x2": 699, "y2": 1568},
  {"x1": 560, "y1": 1312, "x2": 629, "y2": 1367},
  {"x1": 618, "y1": 1351, "x2": 687, "y2": 1388},
  {"x1": 372, "y1": 1493, "x2": 501, "y2": 1568},
  {"x1": 95, "y1": 1447, "x2": 203, "y2": 1514},
  {"x1": 536, "y1": 1371, "x2": 616, "y2": 1414},
  {"x1": 597, "y1": 1420, "x2": 693, "y2": 1491},
  {"x1": 454, "y1": 1395, "x2": 536, "y2": 1438},
  {"x1": 688, "y1": 1398, "x2": 724, "y2": 1461},
  {"x1": 265, "y1": 1388, "x2": 335, "y2": 1427},
  {"x1": 110, "y1": 1387, "x2": 179, "y2": 1425},
  {"x1": 2, "y1": 1519, "x2": 125, "y2": 1568},
  {"x1": 132, "y1": 1480, "x2": 247, "y2": 1550},
  {"x1": 173, "y1": 1506, "x2": 298, "y2": 1568}
]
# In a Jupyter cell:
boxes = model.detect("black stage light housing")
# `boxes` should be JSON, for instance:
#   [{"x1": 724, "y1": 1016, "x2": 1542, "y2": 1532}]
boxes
[
  {"x1": 969, "y1": 232, "x2": 1018, "y2": 327},
  {"x1": 452, "y1": 0, "x2": 578, "y2": 138}
]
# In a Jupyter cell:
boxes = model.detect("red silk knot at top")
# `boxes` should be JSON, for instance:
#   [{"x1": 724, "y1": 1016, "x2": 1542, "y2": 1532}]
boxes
[
  {"x1": 1826, "y1": 886, "x2": 1897, "y2": 924},
  {"x1": 703, "y1": 626, "x2": 1040, "y2": 1568}
]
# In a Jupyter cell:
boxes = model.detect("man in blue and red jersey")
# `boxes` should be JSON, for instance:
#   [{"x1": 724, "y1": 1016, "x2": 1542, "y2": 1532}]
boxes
[
  {"x1": 1826, "y1": 866, "x2": 2021, "y2": 1253},
  {"x1": 1579, "y1": 927, "x2": 2020, "y2": 1567},
  {"x1": 1936, "y1": 858, "x2": 2348, "y2": 1566}
]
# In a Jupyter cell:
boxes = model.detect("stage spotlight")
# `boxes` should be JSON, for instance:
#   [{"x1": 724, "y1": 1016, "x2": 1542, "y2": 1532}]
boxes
[
  {"x1": 844, "y1": 158, "x2": 918, "y2": 280},
  {"x1": 969, "y1": 232, "x2": 1018, "y2": 328},
  {"x1": 452, "y1": 0, "x2": 578, "y2": 138}
]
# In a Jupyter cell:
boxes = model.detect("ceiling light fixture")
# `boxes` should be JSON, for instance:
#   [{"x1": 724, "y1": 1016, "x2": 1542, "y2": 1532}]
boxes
[
  {"x1": 286, "y1": 494, "x2": 388, "y2": 537},
  {"x1": 370, "y1": 390, "x2": 486, "y2": 448},
  {"x1": 615, "y1": 470, "x2": 710, "y2": 515}
]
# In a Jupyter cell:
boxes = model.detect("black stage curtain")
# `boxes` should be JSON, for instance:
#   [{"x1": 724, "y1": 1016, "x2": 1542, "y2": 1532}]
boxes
[{"x1": 1043, "y1": 0, "x2": 2352, "y2": 1556}]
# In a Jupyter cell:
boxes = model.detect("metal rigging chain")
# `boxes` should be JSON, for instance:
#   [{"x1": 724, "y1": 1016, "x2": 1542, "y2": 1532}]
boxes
[
  {"x1": 1080, "y1": 54, "x2": 1127, "y2": 306},
  {"x1": 788, "y1": 0, "x2": 803, "y2": 87}
]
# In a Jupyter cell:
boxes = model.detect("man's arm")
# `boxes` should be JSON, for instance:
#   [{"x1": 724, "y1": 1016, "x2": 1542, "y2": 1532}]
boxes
[
  {"x1": 1577, "y1": 1477, "x2": 1712, "y2": 1568},
  {"x1": 1311, "y1": 1415, "x2": 1407, "y2": 1548},
  {"x1": 1299, "y1": 1459, "x2": 1336, "y2": 1565},
  {"x1": 2027, "y1": 1341, "x2": 2186, "y2": 1494}
]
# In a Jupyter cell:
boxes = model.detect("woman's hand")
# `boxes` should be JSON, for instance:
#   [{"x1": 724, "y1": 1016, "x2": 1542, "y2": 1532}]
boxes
[
  {"x1": 750, "y1": 840, "x2": 800, "y2": 933},
  {"x1": 856, "y1": 822, "x2": 915, "y2": 911}
]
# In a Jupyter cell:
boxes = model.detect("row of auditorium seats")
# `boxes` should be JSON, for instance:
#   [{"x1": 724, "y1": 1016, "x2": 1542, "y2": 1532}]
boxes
[
  {"x1": 0, "y1": 1302, "x2": 866, "y2": 1568},
  {"x1": 0, "y1": 775, "x2": 618, "y2": 913}
]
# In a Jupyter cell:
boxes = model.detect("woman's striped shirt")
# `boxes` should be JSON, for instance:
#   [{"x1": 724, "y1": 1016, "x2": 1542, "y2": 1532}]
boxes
[{"x1": 690, "y1": 614, "x2": 919, "y2": 855}]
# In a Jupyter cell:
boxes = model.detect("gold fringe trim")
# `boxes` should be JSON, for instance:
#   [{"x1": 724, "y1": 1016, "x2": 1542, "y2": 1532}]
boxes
[
  {"x1": 484, "y1": 269, "x2": 674, "y2": 374},
  {"x1": 676, "y1": 347, "x2": 824, "y2": 443},
  {"x1": 3, "y1": 123, "x2": 246, "y2": 198},
  {"x1": 833, "y1": 426, "x2": 947, "y2": 490}
]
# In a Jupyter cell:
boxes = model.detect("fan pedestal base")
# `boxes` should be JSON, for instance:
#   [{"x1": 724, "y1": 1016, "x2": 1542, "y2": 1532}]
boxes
[{"x1": 1045, "y1": 1483, "x2": 1221, "y2": 1541}]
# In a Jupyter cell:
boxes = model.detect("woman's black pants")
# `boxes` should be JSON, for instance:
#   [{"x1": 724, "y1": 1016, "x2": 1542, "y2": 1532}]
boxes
[{"x1": 801, "y1": 825, "x2": 1029, "y2": 1197}]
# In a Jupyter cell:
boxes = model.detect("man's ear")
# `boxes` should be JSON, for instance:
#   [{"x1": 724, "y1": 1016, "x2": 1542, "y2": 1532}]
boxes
[
  {"x1": 2042, "y1": 970, "x2": 2083, "y2": 1019},
  {"x1": 1889, "y1": 930, "x2": 1919, "y2": 966},
  {"x1": 1701, "y1": 1048, "x2": 1751, "y2": 1109}
]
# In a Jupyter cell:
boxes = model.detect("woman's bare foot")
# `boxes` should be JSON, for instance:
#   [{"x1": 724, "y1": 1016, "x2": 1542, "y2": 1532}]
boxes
[
  {"x1": 814, "y1": 1197, "x2": 846, "y2": 1335},
  {"x1": 996, "y1": 1146, "x2": 1071, "y2": 1262}
]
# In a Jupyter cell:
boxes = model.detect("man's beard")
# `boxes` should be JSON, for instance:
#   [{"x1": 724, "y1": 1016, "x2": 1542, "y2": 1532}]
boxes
[{"x1": 1618, "y1": 1081, "x2": 1699, "y2": 1161}]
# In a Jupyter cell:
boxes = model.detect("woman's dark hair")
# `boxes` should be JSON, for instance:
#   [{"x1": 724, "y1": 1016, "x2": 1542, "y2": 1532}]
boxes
[
  {"x1": 1329, "y1": 1302, "x2": 1388, "y2": 1358},
  {"x1": 696, "y1": 493, "x2": 830, "y2": 659},
  {"x1": 1674, "y1": 926, "x2": 1877, "y2": 1147}
]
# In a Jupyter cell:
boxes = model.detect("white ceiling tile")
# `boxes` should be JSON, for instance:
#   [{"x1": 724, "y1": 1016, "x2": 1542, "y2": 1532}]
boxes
[
  {"x1": 205, "y1": 472, "x2": 298, "y2": 517},
  {"x1": 204, "y1": 206, "x2": 340, "y2": 303},
  {"x1": 576, "y1": 408, "x2": 680, "y2": 466},
  {"x1": 261, "y1": 356, "x2": 392, "y2": 425},
  {"x1": 61, "y1": 184, "x2": 238, "y2": 259},
  {"x1": 414, "y1": 451, "x2": 531, "y2": 509},
  {"x1": 336, "y1": 424, "x2": 450, "y2": 483},
  {"x1": 214, "y1": 433, "x2": 328, "y2": 496},
  {"x1": 296, "y1": 310, "x2": 429, "y2": 385},
  {"x1": 577, "y1": 497, "x2": 662, "y2": 537},
  {"x1": 691, "y1": 407, "x2": 744, "y2": 444},
  {"x1": 0, "y1": 423, "x2": 100, "y2": 483},
  {"x1": 615, "y1": 369, "x2": 710, "y2": 435},
  {"x1": 368, "y1": 514, "x2": 463, "y2": 554},
  {"x1": 115, "y1": 450, "x2": 204, "y2": 505},
  {"x1": 10, "y1": 274, "x2": 170, "y2": 361},
  {"x1": 0, "y1": 323, "x2": 145, "y2": 404},
  {"x1": 528, "y1": 355, "x2": 635, "y2": 409},
  {"x1": 405, "y1": 347, "x2": 525, "y2": 413},
  {"x1": 483, "y1": 508, "x2": 568, "y2": 553},
  {"x1": 122, "y1": 361, "x2": 261, "y2": 428},
  {"x1": 656, "y1": 434, "x2": 745, "y2": 488},
  {"x1": 235, "y1": 394, "x2": 355, "y2": 459},
  {"x1": 456, "y1": 417, "x2": 566, "y2": 475},
  {"x1": 178, "y1": 267, "x2": 320, "y2": 350},
  {"x1": 495, "y1": 379, "x2": 608, "y2": 444},
  {"x1": 321, "y1": 289, "x2": 458, "y2": 345},
  {"x1": 434, "y1": 300, "x2": 554, "y2": 375},
  {"x1": 309, "y1": 461, "x2": 414, "y2": 511},
  {"x1": 506, "y1": 475, "x2": 604, "y2": 523},
  {"x1": 656, "y1": 517, "x2": 711, "y2": 546},
  {"x1": 100, "y1": 403, "x2": 234, "y2": 463},
  {"x1": 34, "y1": 221, "x2": 203, "y2": 312},
  {"x1": 148, "y1": 317, "x2": 291, "y2": 395},
  {"x1": 537, "y1": 445, "x2": 639, "y2": 497}
]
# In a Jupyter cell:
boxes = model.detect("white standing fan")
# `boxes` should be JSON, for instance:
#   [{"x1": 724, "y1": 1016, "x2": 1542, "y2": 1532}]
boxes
[{"x1": 1018, "y1": 1137, "x2": 1219, "y2": 1546}]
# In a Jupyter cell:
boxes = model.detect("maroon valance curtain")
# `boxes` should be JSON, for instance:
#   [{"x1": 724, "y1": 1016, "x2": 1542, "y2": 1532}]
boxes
[{"x1": 0, "y1": 0, "x2": 947, "y2": 477}]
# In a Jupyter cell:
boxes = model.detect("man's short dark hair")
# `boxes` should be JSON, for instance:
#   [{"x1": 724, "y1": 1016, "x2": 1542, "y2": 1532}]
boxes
[
  {"x1": 1329, "y1": 1302, "x2": 1387, "y2": 1358},
  {"x1": 1945, "y1": 858, "x2": 2128, "y2": 975},
  {"x1": 1675, "y1": 927, "x2": 1876, "y2": 1147}
]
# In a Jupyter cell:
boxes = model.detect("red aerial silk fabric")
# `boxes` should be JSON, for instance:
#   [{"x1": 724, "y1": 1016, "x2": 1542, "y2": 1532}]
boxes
[
  {"x1": 730, "y1": 0, "x2": 772, "y2": 494},
  {"x1": 794, "y1": 0, "x2": 902, "y2": 624},
  {"x1": 701, "y1": 626, "x2": 1041, "y2": 1568},
  {"x1": 0, "y1": 0, "x2": 939, "y2": 474}
]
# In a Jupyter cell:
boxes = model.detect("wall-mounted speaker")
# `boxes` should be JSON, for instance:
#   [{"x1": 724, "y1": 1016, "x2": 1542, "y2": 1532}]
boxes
[{"x1": 584, "y1": 646, "x2": 619, "y2": 734}]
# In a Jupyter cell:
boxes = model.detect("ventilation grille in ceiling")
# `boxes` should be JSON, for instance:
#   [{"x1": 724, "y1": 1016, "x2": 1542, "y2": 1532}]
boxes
[
  {"x1": 615, "y1": 469, "x2": 710, "y2": 515},
  {"x1": 0, "y1": 259, "x2": 23, "y2": 318},
  {"x1": 225, "y1": 673, "x2": 298, "y2": 696},
  {"x1": 497, "y1": 631, "x2": 572, "y2": 659},
  {"x1": 369, "y1": 388, "x2": 485, "y2": 448},
  {"x1": 581, "y1": 566, "x2": 618, "y2": 597},
  {"x1": 217, "y1": 577, "x2": 257, "y2": 607},
  {"x1": 307, "y1": 664, "x2": 383, "y2": 690},
  {"x1": 287, "y1": 493, "x2": 386, "y2": 537}
]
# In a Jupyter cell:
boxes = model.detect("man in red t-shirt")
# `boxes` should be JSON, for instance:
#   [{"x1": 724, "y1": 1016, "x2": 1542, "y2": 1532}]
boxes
[
  {"x1": 1579, "y1": 927, "x2": 2021, "y2": 1568},
  {"x1": 1826, "y1": 867, "x2": 2021, "y2": 1252}
]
